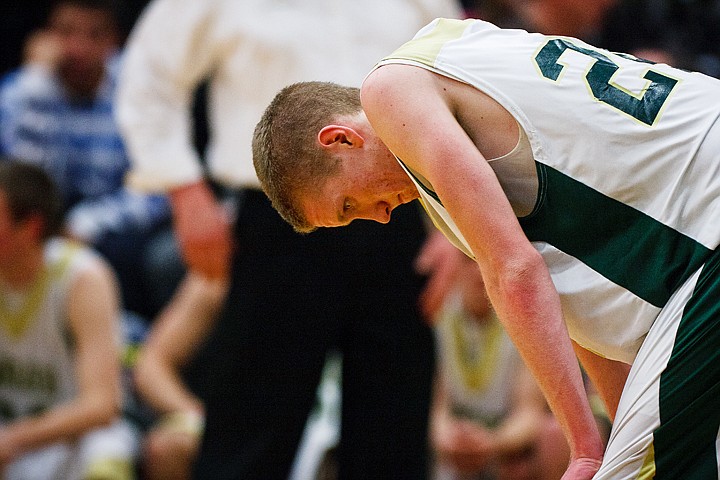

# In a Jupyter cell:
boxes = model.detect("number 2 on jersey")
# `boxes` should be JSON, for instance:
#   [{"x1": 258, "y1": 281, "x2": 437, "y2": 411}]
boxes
[{"x1": 534, "y1": 39, "x2": 677, "y2": 126}]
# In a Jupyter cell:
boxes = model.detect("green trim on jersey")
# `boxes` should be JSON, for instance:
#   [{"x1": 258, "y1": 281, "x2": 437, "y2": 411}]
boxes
[
  {"x1": 397, "y1": 158, "x2": 442, "y2": 205},
  {"x1": 518, "y1": 164, "x2": 711, "y2": 308},
  {"x1": 382, "y1": 18, "x2": 472, "y2": 67},
  {"x1": 654, "y1": 249, "x2": 720, "y2": 478}
]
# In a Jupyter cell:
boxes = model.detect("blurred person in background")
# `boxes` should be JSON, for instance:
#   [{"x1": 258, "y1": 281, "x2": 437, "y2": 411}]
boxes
[
  {"x1": 429, "y1": 251, "x2": 576, "y2": 480},
  {"x1": 133, "y1": 273, "x2": 227, "y2": 480},
  {"x1": 0, "y1": 159, "x2": 138, "y2": 480},
  {"x1": 507, "y1": 0, "x2": 620, "y2": 43},
  {"x1": 0, "y1": 0, "x2": 183, "y2": 322},
  {"x1": 0, "y1": 0, "x2": 152, "y2": 76}
]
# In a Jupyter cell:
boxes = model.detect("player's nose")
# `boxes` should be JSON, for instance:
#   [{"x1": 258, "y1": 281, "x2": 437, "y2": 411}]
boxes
[{"x1": 365, "y1": 201, "x2": 391, "y2": 224}]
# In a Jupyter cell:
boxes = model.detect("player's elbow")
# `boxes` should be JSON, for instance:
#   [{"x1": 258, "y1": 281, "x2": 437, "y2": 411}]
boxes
[
  {"x1": 488, "y1": 248, "x2": 548, "y2": 303},
  {"x1": 133, "y1": 348, "x2": 161, "y2": 400}
]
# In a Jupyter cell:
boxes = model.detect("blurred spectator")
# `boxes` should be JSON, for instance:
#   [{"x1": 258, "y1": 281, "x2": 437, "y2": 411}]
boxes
[
  {"x1": 0, "y1": 160, "x2": 138, "y2": 480},
  {"x1": 116, "y1": 0, "x2": 463, "y2": 478},
  {"x1": 0, "y1": 0, "x2": 151, "y2": 76},
  {"x1": 428, "y1": 248, "x2": 612, "y2": 480},
  {"x1": 415, "y1": 231, "x2": 469, "y2": 322},
  {"x1": 0, "y1": 0, "x2": 183, "y2": 321},
  {"x1": 429, "y1": 253, "x2": 563, "y2": 480},
  {"x1": 458, "y1": 0, "x2": 620, "y2": 34}
]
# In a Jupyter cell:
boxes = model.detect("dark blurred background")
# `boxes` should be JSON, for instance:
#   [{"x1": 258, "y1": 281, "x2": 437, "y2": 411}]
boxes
[
  {"x1": 4, "y1": 0, "x2": 720, "y2": 78},
  {"x1": 0, "y1": 0, "x2": 149, "y2": 75}
]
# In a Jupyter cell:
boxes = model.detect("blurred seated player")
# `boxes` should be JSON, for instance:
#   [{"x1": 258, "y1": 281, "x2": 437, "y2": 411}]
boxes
[
  {"x1": 430, "y1": 250, "x2": 571, "y2": 480},
  {"x1": 133, "y1": 272, "x2": 227, "y2": 480},
  {"x1": 0, "y1": 0, "x2": 180, "y2": 319},
  {"x1": 0, "y1": 159, "x2": 138, "y2": 480}
]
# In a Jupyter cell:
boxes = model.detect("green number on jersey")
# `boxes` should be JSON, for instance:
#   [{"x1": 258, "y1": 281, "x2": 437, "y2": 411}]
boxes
[{"x1": 534, "y1": 39, "x2": 677, "y2": 126}]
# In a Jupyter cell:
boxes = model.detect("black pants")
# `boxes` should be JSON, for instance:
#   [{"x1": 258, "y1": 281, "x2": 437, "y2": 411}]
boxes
[{"x1": 192, "y1": 189, "x2": 435, "y2": 480}]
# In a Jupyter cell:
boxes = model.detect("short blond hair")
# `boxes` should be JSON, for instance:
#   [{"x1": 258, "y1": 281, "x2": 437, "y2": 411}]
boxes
[{"x1": 252, "y1": 81, "x2": 362, "y2": 233}]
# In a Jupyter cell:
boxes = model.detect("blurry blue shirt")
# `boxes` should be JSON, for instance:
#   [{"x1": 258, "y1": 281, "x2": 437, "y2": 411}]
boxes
[{"x1": 0, "y1": 55, "x2": 170, "y2": 242}]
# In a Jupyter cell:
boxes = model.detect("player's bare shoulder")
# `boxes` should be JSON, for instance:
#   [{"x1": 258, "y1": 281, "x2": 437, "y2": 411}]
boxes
[
  {"x1": 363, "y1": 65, "x2": 454, "y2": 148},
  {"x1": 359, "y1": 64, "x2": 472, "y2": 175},
  {"x1": 361, "y1": 64, "x2": 443, "y2": 117},
  {"x1": 361, "y1": 64, "x2": 403, "y2": 118}
]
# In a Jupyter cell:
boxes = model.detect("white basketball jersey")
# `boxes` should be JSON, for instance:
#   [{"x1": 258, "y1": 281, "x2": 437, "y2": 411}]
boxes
[
  {"x1": 373, "y1": 18, "x2": 720, "y2": 362},
  {"x1": 0, "y1": 238, "x2": 97, "y2": 423}
]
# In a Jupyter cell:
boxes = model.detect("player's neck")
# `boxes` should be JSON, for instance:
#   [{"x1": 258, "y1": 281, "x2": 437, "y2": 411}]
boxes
[{"x1": 0, "y1": 246, "x2": 44, "y2": 291}]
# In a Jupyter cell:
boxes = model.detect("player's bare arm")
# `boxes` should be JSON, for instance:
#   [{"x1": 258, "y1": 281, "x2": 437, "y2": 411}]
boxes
[
  {"x1": 136, "y1": 271, "x2": 228, "y2": 415},
  {"x1": 0, "y1": 257, "x2": 121, "y2": 462},
  {"x1": 362, "y1": 64, "x2": 604, "y2": 477},
  {"x1": 68, "y1": 256, "x2": 123, "y2": 426}
]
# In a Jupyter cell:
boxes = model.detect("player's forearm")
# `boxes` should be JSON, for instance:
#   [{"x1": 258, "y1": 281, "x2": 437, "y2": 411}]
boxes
[
  {"x1": 485, "y1": 258, "x2": 604, "y2": 463},
  {"x1": 135, "y1": 352, "x2": 203, "y2": 415},
  {"x1": 1, "y1": 391, "x2": 120, "y2": 459}
]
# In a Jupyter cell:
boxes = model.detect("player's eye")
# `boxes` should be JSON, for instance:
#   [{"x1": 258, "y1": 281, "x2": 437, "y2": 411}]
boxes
[{"x1": 343, "y1": 200, "x2": 352, "y2": 212}]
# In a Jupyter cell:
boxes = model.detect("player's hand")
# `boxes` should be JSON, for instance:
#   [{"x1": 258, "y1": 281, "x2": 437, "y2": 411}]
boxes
[
  {"x1": 23, "y1": 29, "x2": 61, "y2": 69},
  {"x1": 561, "y1": 456, "x2": 602, "y2": 479},
  {"x1": 433, "y1": 416, "x2": 494, "y2": 473},
  {"x1": 170, "y1": 181, "x2": 232, "y2": 280}
]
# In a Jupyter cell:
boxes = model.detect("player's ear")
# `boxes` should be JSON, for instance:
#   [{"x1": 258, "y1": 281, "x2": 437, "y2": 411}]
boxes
[{"x1": 318, "y1": 125, "x2": 364, "y2": 149}]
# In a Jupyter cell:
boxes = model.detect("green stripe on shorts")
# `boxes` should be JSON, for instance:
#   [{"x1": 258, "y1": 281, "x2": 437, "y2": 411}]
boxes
[{"x1": 654, "y1": 248, "x2": 720, "y2": 478}]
